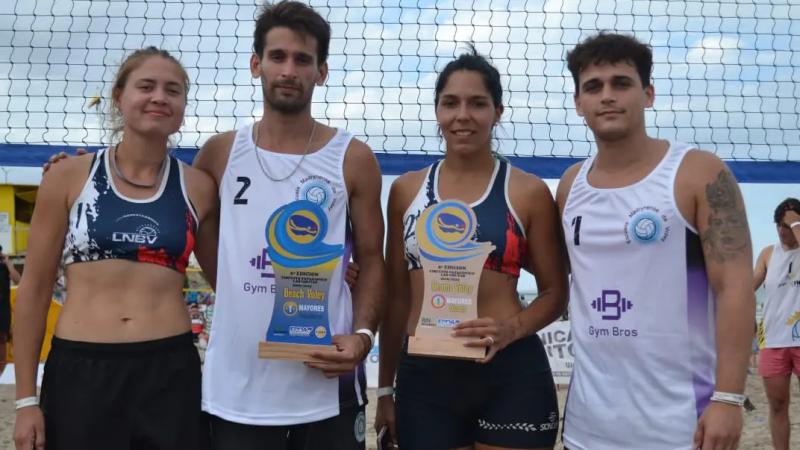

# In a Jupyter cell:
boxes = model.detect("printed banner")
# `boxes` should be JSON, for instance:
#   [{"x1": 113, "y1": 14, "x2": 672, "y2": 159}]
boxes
[{"x1": 537, "y1": 320, "x2": 574, "y2": 385}]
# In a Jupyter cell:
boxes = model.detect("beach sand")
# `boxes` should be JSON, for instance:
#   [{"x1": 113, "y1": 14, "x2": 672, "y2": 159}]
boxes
[{"x1": 0, "y1": 374, "x2": 793, "y2": 449}]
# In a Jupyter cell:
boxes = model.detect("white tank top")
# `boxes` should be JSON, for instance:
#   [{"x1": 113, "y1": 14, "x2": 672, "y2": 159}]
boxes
[
  {"x1": 759, "y1": 243, "x2": 800, "y2": 349},
  {"x1": 561, "y1": 142, "x2": 716, "y2": 450},
  {"x1": 202, "y1": 124, "x2": 366, "y2": 425}
]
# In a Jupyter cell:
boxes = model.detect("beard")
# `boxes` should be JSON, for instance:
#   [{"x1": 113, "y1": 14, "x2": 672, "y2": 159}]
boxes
[{"x1": 264, "y1": 84, "x2": 313, "y2": 114}]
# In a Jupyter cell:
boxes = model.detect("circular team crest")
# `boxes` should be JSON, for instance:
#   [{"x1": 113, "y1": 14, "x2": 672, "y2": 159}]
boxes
[
  {"x1": 315, "y1": 326, "x2": 328, "y2": 339},
  {"x1": 301, "y1": 181, "x2": 333, "y2": 209},
  {"x1": 354, "y1": 411, "x2": 366, "y2": 443},
  {"x1": 136, "y1": 225, "x2": 159, "y2": 241},
  {"x1": 431, "y1": 294, "x2": 446, "y2": 309},
  {"x1": 283, "y1": 301, "x2": 298, "y2": 317},
  {"x1": 628, "y1": 212, "x2": 663, "y2": 244}
]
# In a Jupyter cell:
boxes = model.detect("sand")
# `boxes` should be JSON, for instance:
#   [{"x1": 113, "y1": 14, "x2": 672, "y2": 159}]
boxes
[{"x1": 0, "y1": 374, "x2": 794, "y2": 449}]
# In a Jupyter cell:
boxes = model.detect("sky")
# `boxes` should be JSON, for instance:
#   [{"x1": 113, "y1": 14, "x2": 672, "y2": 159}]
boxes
[{"x1": 1, "y1": 0, "x2": 798, "y2": 161}]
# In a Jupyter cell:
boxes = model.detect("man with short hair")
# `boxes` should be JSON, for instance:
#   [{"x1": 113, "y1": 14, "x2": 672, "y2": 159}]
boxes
[
  {"x1": 753, "y1": 198, "x2": 800, "y2": 450},
  {"x1": 194, "y1": 2, "x2": 384, "y2": 449},
  {"x1": 557, "y1": 32, "x2": 754, "y2": 450}
]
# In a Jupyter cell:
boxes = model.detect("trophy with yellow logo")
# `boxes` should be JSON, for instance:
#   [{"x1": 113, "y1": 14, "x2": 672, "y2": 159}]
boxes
[
  {"x1": 259, "y1": 200, "x2": 340, "y2": 362},
  {"x1": 408, "y1": 200, "x2": 494, "y2": 359}
]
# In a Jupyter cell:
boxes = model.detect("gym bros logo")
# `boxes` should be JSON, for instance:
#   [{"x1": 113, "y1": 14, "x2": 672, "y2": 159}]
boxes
[{"x1": 588, "y1": 290, "x2": 638, "y2": 339}]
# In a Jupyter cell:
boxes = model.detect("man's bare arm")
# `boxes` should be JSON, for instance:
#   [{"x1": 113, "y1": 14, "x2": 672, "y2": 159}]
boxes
[
  {"x1": 191, "y1": 132, "x2": 234, "y2": 290},
  {"x1": 343, "y1": 141, "x2": 385, "y2": 333},
  {"x1": 691, "y1": 152, "x2": 754, "y2": 449},
  {"x1": 753, "y1": 246, "x2": 772, "y2": 291}
]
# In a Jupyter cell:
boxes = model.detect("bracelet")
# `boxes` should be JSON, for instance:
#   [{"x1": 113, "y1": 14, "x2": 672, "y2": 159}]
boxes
[
  {"x1": 355, "y1": 328, "x2": 375, "y2": 348},
  {"x1": 376, "y1": 386, "x2": 395, "y2": 398},
  {"x1": 790, "y1": 221, "x2": 800, "y2": 229},
  {"x1": 710, "y1": 391, "x2": 745, "y2": 407},
  {"x1": 15, "y1": 396, "x2": 39, "y2": 410}
]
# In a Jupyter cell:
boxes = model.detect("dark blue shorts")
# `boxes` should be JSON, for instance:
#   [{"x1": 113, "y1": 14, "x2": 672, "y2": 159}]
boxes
[{"x1": 395, "y1": 334, "x2": 558, "y2": 449}]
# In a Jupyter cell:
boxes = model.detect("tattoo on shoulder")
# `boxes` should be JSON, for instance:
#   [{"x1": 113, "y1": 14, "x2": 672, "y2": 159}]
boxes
[{"x1": 701, "y1": 170, "x2": 750, "y2": 263}]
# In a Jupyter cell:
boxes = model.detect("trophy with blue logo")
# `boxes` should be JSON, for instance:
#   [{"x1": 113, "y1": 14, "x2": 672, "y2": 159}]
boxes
[
  {"x1": 259, "y1": 200, "x2": 341, "y2": 361},
  {"x1": 408, "y1": 200, "x2": 494, "y2": 359}
]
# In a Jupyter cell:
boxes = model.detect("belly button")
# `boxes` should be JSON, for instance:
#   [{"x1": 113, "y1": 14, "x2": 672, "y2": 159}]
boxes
[{"x1": 121, "y1": 317, "x2": 132, "y2": 323}]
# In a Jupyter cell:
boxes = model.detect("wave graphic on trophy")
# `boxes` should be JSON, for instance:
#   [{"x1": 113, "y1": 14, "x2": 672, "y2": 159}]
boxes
[
  {"x1": 408, "y1": 200, "x2": 494, "y2": 359},
  {"x1": 259, "y1": 200, "x2": 343, "y2": 362}
]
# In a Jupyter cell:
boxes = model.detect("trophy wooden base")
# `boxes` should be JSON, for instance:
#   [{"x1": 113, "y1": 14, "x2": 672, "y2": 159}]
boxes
[
  {"x1": 407, "y1": 335, "x2": 486, "y2": 360},
  {"x1": 259, "y1": 341, "x2": 338, "y2": 363}
]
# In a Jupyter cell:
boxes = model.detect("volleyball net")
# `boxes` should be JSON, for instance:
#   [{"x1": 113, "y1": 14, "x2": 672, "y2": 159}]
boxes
[{"x1": 1, "y1": 0, "x2": 799, "y2": 177}]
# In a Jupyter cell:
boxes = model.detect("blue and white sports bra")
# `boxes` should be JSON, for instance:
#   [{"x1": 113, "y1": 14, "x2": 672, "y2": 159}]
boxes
[
  {"x1": 62, "y1": 148, "x2": 199, "y2": 273},
  {"x1": 402, "y1": 159, "x2": 528, "y2": 277}
]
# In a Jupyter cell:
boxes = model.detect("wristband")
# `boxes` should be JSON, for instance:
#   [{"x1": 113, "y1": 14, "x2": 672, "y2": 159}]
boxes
[
  {"x1": 376, "y1": 386, "x2": 395, "y2": 398},
  {"x1": 15, "y1": 396, "x2": 39, "y2": 410},
  {"x1": 710, "y1": 391, "x2": 745, "y2": 407},
  {"x1": 790, "y1": 221, "x2": 800, "y2": 229},
  {"x1": 355, "y1": 328, "x2": 375, "y2": 348}
]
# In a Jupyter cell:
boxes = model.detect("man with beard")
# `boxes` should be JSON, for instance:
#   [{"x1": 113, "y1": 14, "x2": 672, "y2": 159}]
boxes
[{"x1": 194, "y1": 2, "x2": 384, "y2": 449}]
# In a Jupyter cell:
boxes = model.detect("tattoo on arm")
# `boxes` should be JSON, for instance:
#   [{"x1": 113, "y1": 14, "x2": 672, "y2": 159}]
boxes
[{"x1": 701, "y1": 170, "x2": 750, "y2": 263}]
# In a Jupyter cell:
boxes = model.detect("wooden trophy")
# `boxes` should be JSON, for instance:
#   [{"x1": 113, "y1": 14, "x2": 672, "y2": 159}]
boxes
[
  {"x1": 408, "y1": 200, "x2": 494, "y2": 359},
  {"x1": 258, "y1": 200, "x2": 339, "y2": 362}
]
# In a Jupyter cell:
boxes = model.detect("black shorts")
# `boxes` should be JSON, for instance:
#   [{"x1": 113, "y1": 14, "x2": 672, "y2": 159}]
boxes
[
  {"x1": 396, "y1": 334, "x2": 559, "y2": 450},
  {"x1": 0, "y1": 293, "x2": 10, "y2": 335},
  {"x1": 208, "y1": 402, "x2": 367, "y2": 450},
  {"x1": 40, "y1": 332, "x2": 209, "y2": 450}
]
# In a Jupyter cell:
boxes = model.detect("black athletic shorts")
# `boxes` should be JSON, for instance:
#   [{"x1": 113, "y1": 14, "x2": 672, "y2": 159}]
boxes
[
  {"x1": 395, "y1": 334, "x2": 559, "y2": 449},
  {"x1": 0, "y1": 291, "x2": 10, "y2": 335},
  {"x1": 40, "y1": 332, "x2": 209, "y2": 450},
  {"x1": 208, "y1": 402, "x2": 367, "y2": 450}
]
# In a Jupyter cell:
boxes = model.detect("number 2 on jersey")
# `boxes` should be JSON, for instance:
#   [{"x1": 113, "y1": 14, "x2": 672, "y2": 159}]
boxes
[{"x1": 234, "y1": 176, "x2": 251, "y2": 205}]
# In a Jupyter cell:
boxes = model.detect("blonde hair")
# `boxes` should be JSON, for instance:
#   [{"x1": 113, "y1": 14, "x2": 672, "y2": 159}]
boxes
[{"x1": 108, "y1": 47, "x2": 189, "y2": 144}]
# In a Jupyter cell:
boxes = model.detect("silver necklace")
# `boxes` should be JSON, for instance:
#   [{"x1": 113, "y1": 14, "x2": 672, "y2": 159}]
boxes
[
  {"x1": 112, "y1": 144, "x2": 168, "y2": 189},
  {"x1": 252, "y1": 120, "x2": 317, "y2": 182}
]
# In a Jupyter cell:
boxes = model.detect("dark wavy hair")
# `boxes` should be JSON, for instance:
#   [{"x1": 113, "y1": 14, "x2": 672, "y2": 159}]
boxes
[
  {"x1": 774, "y1": 198, "x2": 800, "y2": 224},
  {"x1": 567, "y1": 32, "x2": 653, "y2": 91},
  {"x1": 253, "y1": 1, "x2": 331, "y2": 65}
]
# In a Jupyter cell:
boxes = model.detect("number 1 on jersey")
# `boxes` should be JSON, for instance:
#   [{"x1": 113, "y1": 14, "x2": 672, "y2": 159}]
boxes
[{"x1": 572, "y1": 215, "x2": 582, "y2": 246}]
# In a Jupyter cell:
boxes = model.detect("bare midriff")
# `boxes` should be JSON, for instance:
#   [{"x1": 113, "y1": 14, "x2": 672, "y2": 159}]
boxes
[{"x1": 55, "y1": 259, "x2": 191, "y2": 343}]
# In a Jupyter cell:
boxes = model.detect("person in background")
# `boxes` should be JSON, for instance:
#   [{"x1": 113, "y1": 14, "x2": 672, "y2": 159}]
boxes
[
  {"x1": 753, "y1": 198, "x2": 800, "y2": 450},
  {"x1": 0, "y1": 244, "x2": 22, "y2": 377}
]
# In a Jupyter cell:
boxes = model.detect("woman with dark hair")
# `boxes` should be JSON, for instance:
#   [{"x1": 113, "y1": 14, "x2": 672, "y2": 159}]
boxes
[{"x1": 375, "y1": 48, "x2": 568, "y2": 450}]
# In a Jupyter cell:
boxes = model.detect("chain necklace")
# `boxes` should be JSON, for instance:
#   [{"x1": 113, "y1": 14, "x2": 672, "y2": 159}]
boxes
[
  {"x1": 252, "y1": 120, "x2": 317, "y2": 182},
  {"x1": 111, "y1": 144, "x2": 168, "y2": 189}
]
